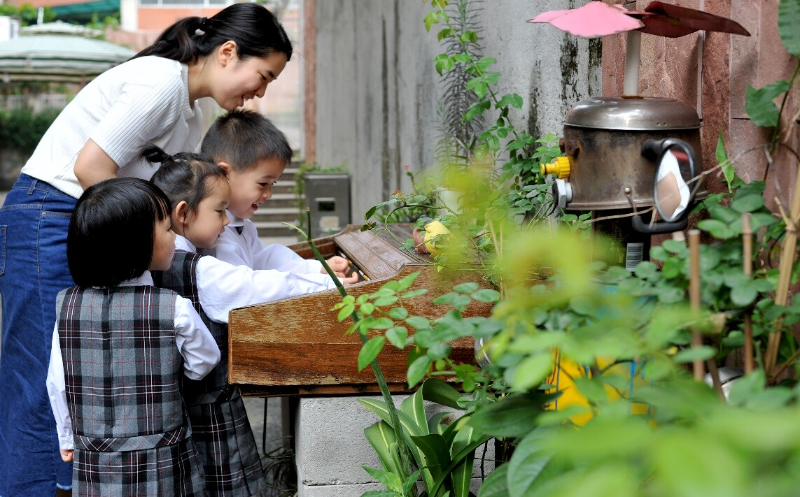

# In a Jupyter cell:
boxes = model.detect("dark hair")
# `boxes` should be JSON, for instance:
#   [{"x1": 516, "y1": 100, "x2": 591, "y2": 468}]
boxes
[
  {"x1": 146, "y1": 145, "x2": 227, "y2": 214},
  {"x1": 68, "y1": 177, "x2": 171, "y2": 288},
  {"x1": 132, "y1": 3, "x2": 292, "y2": 64},
  {"x1": 201, "y1": 109, "x2": 292, "y2": 171}
]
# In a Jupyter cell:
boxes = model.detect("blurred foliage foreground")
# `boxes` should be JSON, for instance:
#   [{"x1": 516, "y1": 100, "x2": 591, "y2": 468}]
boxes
[{"x1": 314, "y1": 1, "x2": 800, "y2": 496}]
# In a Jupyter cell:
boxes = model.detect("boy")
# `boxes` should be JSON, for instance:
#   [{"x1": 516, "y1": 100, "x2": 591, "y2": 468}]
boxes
[{"x1": 200, "y1": 109, "x2": 358, "y2": 282}]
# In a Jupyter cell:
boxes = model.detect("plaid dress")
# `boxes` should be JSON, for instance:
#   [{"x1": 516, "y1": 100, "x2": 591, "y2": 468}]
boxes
[
  {"x1": 56, "y1": 285, "x2": 206, "y2": 496},
  {"x1": 153, "y1": 251, "x2": 267, "y2": 496}
]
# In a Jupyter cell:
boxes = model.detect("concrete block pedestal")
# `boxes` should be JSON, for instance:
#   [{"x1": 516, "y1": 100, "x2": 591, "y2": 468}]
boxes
[{"x1": 296, "y1": 396, "x2": 495, "y2": 497}]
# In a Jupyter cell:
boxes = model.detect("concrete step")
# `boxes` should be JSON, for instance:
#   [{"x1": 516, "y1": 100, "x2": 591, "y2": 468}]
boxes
[
  {"x1": 260, "y1": 192, "x2": 300, "y2": 209},
  {"x1": 252, "y1": 221, "x2": 303, "y2": 239},
  {"x1": 251, "y1": 206, "x2": 301, "y2": 224}
]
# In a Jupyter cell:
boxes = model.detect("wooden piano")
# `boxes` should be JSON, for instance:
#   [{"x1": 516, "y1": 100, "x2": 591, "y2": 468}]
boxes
[{"x1": 228, "y1": 224, "x2": 494, "y2": 397}]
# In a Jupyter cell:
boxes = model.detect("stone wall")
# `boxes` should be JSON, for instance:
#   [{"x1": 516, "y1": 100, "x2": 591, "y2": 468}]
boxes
[{"x1": 312, "y1": 0, "x2": 602, "y2": 219}]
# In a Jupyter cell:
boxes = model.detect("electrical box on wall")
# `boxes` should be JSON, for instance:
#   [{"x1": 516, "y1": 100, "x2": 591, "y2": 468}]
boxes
[{"x1": 305, "y1": 173, "x2": 351, "y2": 239}]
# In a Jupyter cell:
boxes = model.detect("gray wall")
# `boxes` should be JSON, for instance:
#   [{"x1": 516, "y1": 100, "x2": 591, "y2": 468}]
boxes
[{"x1": 314, "y1": 0, "x2": 601, "y2": 219}]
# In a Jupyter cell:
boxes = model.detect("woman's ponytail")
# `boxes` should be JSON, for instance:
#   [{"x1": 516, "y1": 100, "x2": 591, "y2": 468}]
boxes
[
  {"x1": 131, "y1": 3, "x2": 292, "y2": 63},
  {"x1": 142, "y1": 145, "x2": 173, "y2": 165}
]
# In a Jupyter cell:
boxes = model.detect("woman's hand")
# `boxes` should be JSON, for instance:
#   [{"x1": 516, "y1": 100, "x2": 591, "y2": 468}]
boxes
[
  {"x1": 74, "y1": 139, "x2": 120, "y2": 190},
  {"x1": 60, "y1": 449, "x2": 74, "y2": 462}
]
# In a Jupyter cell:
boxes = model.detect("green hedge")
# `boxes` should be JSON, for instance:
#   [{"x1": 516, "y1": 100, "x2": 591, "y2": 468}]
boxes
[{"x1": 0, "y1": 107, "x2": 62, "y2": 152}]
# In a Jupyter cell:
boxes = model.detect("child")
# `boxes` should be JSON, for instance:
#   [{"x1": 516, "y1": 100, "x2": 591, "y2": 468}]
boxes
[
  {"x1": 45, "y1": 177, "x2": 220, "y2": 496},
  {"x1": 146, "y1": 146, "x2": 342, "y2": 496},
  {"x1": 199, "y1": 109, "x2": 359, "y2": 282}
]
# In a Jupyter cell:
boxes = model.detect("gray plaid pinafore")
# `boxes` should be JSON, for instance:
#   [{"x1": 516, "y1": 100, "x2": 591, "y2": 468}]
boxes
[
  {"x1": 153, "y1": 251, "x2": 267, "y2": 496},
  {"x1": 56, "y1": 285, "x2": 206, "y2": 496}
]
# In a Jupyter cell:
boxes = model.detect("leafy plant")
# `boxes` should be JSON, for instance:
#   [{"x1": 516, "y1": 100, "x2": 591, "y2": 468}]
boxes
[
  {"x1": 0, "y1": 107, "x2": 61, "y2": 152},
  {"x1": 339, "y1": 2, "x2": 800, "y2": 496},
  {"x1": 0, "y1": 3, "x2": 55, "y2": 26}
]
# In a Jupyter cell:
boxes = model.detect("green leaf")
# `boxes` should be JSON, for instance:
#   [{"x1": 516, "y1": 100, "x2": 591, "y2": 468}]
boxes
[
  {"x1": 478, "y1": 463, "x2": 508, "y2": 497},
  {"x1": 410, "y1": 434, "x2": 450, "y2": 478},
  {"x1": 727, "y1": 370, "x2": 766, "y2": 406},
  {"x1": 401, "y1": 289, "x2": 429, "y2": 299},
  {"x1": 437, "y1": 27, "x2": 452, "y2": 41},
  {"x1": 460, "y1": 30, "x2": 478, "y2": 44},
  {"x1": 731, "y1": 193, "x2": 765, "y2": 213},
  {"x1": 507, "y1": 428, "x2": 556, "y2": 497},
  {"x1": 375, "y1": 296, "x2": 399, "y2": 307},
  {"x1": 421, "y1": 378, "x2": 463, "y2": 409},
  {"x1": 408, "y1": 356, "x2": 432, "y2": 387},
  {"x1": 358, "y1": 336, "x2": 385, "y2": 371},
  {"x1": 497, "y1": 93, "x2": 524, "y2": 109},
  {"x1": 337, "y1": 303, "x2": 355, "y2": 322},
  {"x1": 424, "y1": 11, "x2": 439, "y2": 32},
  {"x1": 401, "y1": 389, "x2": 429, "y2": 436},
  {"x1": 779, "y1": 0, "x2": 800, "y2": 56},
  {"x1": 450, "y1": 426, "x2": 479, "y2": 497},
  {"x1": 371, "y1": 317, "x2": 396, "y2": 330},
  {"x1": 434, "y1": 53, "x2": 454, "y2": 75},
  {"x1": 364, "y1": 422, "x2": 401, "y2": 475},
  {"x1": 673, "y1": 345, "x2": 716, "y2": 363},
  {"x1": 397, "y1": 272, "x2": 420, "y2": 291},
  {"x1": 472, "y1": 289, "x2": 501, "y2": 303},
  {"x1": 745, "y1": 81, "x2": 791, "y2": 127},
  {"x1": 363, "y1": 466, "x2": 403, "y2": 493},
  {"x1": 388, "y1": 307, "x2": 409, "y2": 320},
  {"x1": 731, "y1": 284, "x2": 758, "y2": 307},
  {"x1": 697, "y1": 219, "x2": 735, "y2": 239},
  {"x1": 406, "y1": 316, "x2": 431, "y2": 329},
  {"x1": 454, "y1": 282, "x2": 480, "y2": 294},
  {"x1": 360, "y1": 303, "x2": 375, "y2": 315},
  {"x1": 386, "y1": 327, "x2": 409, "y2": 349},
  {"x1": 361, "y1": 491, "x2": 399, "y2": 497},
  {"x1": 512, "y1": 353, "x2": 553, "y2": 391},
  {"x1": 715, "y1": 131, "x2": 741, "y2": 192},
  {"x1": 467, "y1": 393, "x2": 547, "y2": 437}
]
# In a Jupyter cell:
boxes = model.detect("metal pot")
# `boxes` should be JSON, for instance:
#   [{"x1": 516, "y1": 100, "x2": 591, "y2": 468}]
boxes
[{"x1": 555, "y1": 96, "x2": 703, "y2": 211}]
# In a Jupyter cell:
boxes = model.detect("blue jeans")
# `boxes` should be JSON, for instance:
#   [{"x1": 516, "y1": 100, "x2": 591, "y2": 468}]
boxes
[{"x1": 0, "y1": 174, "x2": 75, "y2": 495}]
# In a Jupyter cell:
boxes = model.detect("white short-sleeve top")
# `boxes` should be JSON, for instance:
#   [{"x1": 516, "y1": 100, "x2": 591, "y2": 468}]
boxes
[{"x1": 21, "y1": 56, "x2": 204, "y2": 199}]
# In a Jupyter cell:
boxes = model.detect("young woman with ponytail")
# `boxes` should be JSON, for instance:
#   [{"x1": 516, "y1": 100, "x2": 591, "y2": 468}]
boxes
[{"x1": 0, "y1": 4, "x2": 292, "y2": 494}]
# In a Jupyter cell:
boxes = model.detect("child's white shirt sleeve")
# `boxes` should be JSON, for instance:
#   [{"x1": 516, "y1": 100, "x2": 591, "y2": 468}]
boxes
[
  {"x1": 195, "y1": 255, "x2": 337, "y2": 324},
  {"x1": 46, "y1": 326, "x2": 73, "y2": 451},
  {"x1": 173, "y1": 295, "x2": 221, "y2": 380},
  {"x1": 216, "y1": 218, "x2": 324, "y2": 274}
]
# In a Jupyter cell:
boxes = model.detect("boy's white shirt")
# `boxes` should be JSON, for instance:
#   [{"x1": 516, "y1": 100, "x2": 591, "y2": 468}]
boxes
[
  {"x1": 210, "y1": 211, "x2": 325, "y2": 274},
  {"x1": 176, "y1": 234, "x2": 337, "y2": 324},
  {"x1": 45, "y1": 271, "x2": 221, "y2": 451}
]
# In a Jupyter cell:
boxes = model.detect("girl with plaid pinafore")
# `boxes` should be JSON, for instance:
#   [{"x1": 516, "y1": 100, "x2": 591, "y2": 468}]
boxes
[
  {"x1": 147, "y1": 146, "x2": 339, "y2": 495},
  {"x1": 46, "y1": 178, "x2": 221, "y2": 496}
]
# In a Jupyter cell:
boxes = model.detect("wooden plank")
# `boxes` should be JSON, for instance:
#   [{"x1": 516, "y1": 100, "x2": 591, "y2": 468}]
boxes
[{"x1": 228, "y1": 225, "x2": 494, "y2": 396}]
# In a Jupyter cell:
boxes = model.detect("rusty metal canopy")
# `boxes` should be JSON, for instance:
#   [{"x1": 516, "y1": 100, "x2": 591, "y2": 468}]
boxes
[{"x1": 565, "y1": 96, "x2": 701, "y2": 131}]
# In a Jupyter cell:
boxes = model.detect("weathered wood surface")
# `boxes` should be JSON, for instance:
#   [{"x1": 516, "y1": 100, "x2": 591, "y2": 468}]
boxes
[{"x1": 228, "y1": 225, "x2": 493, "y2": 397}]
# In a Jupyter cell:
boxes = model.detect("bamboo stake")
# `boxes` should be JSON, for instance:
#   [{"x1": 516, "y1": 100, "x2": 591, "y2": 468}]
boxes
[
  {"x1": 688, "y1": 230, "x2": 705, "y2": 381},
  {"x1": 741, "y1": 213, "x2": 755, "y2": 373},
  {"x1": 765, "y1": 168, "x2": 800, "y2": 376}
]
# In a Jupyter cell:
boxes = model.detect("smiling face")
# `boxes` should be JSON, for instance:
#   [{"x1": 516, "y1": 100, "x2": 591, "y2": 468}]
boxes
[
  {"x1": 149, "y1": 216, "x2": 176, "y2": 272},
  {"x1": 182, "y1": 176, "x2": 231, "y2": 249},
  {"x1": 225, "y1": 157, "x2": 286, "y2": 220},
  {"x1": 211, "y1": 43, "x2": 288, "y2": 112}
]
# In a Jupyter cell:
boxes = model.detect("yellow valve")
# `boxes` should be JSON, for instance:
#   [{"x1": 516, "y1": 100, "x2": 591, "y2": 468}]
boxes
[{"x1": 540, "y1": 156, "x2": 571, "y2": 179}]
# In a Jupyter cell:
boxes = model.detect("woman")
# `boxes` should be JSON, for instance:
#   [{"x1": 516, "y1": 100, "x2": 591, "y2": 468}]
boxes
[{"x1": 0, "y1": 4, "x2": 291, "y2": 494}]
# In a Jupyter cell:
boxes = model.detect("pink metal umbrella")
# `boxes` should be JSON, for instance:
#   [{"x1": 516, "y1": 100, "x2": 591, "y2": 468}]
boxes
[{"x1": 528, "y1": 1, "x2": 750, "y2": 96}]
